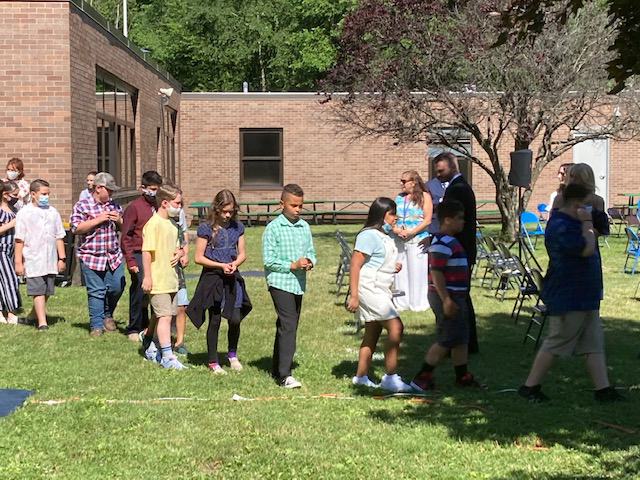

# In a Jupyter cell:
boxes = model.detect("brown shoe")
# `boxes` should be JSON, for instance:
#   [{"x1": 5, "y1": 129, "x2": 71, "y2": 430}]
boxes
[
  {"x1": 103, "y1": 317, "x2": 117, "y2": 332},
  {"x1": 90, "y1": 328, "x2": 104, "y2": 337},
  {"x1": 128, "y1": 332, "x2": 141, "y2": 342}
]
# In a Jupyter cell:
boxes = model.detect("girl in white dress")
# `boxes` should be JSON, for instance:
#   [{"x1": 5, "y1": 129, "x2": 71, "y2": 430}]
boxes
[{"x1": 347, "y1": 197, "x2": 412, "y2": 393}]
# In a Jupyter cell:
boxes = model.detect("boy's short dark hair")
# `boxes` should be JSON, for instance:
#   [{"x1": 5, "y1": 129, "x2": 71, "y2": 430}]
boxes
[
  {"x1": 432, "y1": 152, "x2": 458, "y2": 169},
  {"x1": 437, "y1": 199, "x2": 464, "y2": 223},
  {"x1": 88, "y1": 171, "x2": 98, "y2": 176},
  {"x1": 141, "y1": 171, "x2": 162, "y2": 187},
  {"x1": 563, "y1": 183, "x2": 591, "y2": 203},
  {"x1": 281, "y1": 183, "x2": 304, "y2": 199},
  {"x1": 30, "y1": 179, "x2": 49, "y2": 193}
]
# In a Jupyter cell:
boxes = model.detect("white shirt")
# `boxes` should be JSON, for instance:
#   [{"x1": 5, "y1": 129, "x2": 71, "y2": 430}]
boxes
[
  {"x1": 15, "y1": 203, "x2": 66, "y2": 278},
  {"x1": 78, "y1": 188, "x2": 92, "y2": 202}
]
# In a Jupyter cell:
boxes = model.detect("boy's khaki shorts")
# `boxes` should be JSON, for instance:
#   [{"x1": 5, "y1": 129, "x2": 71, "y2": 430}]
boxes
[
  {"x1": 540, "y1": 310, "x2": 604, "y2": 357},
  {"x1": 150, "y1": 293, "x2": 178, "y2": 318}
]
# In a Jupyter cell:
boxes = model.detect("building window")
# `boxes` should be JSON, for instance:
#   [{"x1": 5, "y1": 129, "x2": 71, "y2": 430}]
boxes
[
  {"x1": 160, "y1": 107, "x2": 177, "y2": 183},
  {"x1": 428, "y1": 132, "x2": 473, "y2": 185},
  {"x1": 240, "y1": 129, "x2": 283, "y2": 188},
  {"x1": 96, "y1": 67, "x2": 138, "y2": 188}
]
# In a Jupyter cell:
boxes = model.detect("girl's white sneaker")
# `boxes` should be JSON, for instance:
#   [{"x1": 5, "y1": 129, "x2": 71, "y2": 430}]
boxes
[{"x1": 352, "y1": 375, "x2": 379, "y2": 388}]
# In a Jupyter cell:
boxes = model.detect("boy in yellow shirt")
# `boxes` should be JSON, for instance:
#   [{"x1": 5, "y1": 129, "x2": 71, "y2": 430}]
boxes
[{"x1": 141, "y1": 184, "x2": 186, "y2": 369}]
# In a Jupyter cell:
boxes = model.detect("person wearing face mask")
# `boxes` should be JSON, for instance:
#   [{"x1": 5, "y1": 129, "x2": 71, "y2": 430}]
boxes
[
  {"x1": 347, "y1": 197, "x2": 413, "y2": 393},
  {"x1": 14, "y1": 179, "x2": 67, "y2": 331},
  {"x1": 167, "y1": 185, "x2": 191, "y2": 357},
  {"x1": 120, "y1": 171, "x2": 163, "y2": 341},
  {"x1": 0, "y1": 181, "x2": 22, "y2": 324},
  {"x1": 4, "y1": 158, "x2": 30, "y2": 210},
  {"x1": 139, "y1": 184, "x2": 187, "y2": 370},
  {"x1": 70, "y1": 172, "x2": 125, "y2": 337}
]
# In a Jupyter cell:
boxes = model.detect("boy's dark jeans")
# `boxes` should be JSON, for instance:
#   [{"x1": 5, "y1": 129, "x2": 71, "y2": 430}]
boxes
[
  {"x1": 269, "y1": 287, "x2": 303, "y2": 379},
  {"x1": 125, "y1": 252, "x2": 149, "y2": 335}
]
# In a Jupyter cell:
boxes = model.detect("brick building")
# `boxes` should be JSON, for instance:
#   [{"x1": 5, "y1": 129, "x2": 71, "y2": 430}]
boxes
[
  {"x1": 2, "y1": 0, "x2": 638, "y2": 222},
  {"x1": 0, "y1": 0, "x2": 180, "y2": 219}
]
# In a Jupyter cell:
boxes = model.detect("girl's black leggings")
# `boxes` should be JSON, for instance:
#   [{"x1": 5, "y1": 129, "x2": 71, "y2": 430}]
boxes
[{"x1": 207, "y1": 307, "x2": 242, "y2": 364}]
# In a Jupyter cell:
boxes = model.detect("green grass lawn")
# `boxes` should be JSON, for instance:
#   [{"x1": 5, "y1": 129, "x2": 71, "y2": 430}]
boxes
[{"x1": 1, "y1": 224, "x2": 639, "y2": 479}]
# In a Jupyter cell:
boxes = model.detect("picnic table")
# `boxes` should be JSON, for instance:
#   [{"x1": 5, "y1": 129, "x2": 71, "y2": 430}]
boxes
[
  {"x1": 476, "y1": 199, "x2": 500, "y2": 219},
  {"x1": 188, "y1": 199, "x2": 372, "y2": 226}
]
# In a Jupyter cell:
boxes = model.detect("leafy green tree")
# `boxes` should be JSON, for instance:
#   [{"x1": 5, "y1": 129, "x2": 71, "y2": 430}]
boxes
[
  {"x1": 92, "y1": 0, "x2": 355, "y2": 92},
  {"x1": 325, "y1": 0, "x2": 639, "y2": 238},
  {"x1": 496, "y1": 0, "x2": 638, "y2": 94}
]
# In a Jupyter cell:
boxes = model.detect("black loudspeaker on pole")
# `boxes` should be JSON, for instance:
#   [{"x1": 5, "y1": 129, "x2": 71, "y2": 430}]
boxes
[{"x1": 508, "y1": 149, "x2": 532, "y2": 188}]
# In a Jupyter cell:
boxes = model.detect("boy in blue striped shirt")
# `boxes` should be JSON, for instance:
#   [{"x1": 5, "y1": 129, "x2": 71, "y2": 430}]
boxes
[{"x1": 410, "y1": 200, "x2": 484, "y2": 391}]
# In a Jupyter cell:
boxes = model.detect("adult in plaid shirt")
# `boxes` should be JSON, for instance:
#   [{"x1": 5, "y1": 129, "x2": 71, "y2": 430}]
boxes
[
  {"x1": 70, "y1": 172, "x2": 125, "y2": 337},
  {"x1": 262, "y1": 184, "x2": 316, "y2": 388}
]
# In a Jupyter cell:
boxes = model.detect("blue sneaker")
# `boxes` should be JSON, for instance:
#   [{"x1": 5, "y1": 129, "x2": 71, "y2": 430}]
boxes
[
  {"x1": 160, "y1": 356, "x2": 186, "y2": 370},
  {"x1": 144, "y1": 343, "x2": 160, "y2": 363}
]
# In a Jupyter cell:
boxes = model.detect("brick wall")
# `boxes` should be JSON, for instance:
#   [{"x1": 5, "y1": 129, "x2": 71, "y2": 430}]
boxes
[
  {"x1": 181, "y1": 93, "x2": 640, "y2": 215},
  {"x1": 0, "y1": 1, "x2": 72, "y2": 213},
  {"x1": 1, "y1": 0, "x2": 181, "y2": 219}
]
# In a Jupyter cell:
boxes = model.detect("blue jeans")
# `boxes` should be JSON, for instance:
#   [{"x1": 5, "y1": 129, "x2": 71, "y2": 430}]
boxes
[{"x1": 80, "y1": 261, "x2": 125, "y2": 330}]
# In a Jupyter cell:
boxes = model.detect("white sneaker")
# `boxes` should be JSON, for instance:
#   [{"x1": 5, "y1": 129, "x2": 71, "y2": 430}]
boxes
[
  {"x1": 209, "y1": 364, "x2": 227, "y2": 375},
  {"x1": 229, "y1": 357, "x2": 243, "y2": 371},
  {"x1": 352, "y1": 375, "x2": 379, "y2": 388},
  {"x1": 380, "y1": 374, "x2": 413, "y2": 393},
  {"x1": 280, "y1": 376, "x2": 302, "y2": 389},
  {"x1": 160, "y1": 356, "x2": 187, "y2": 370},
  {"x1": 144, "y1": 343, "x2": 160, "y2": 363}
]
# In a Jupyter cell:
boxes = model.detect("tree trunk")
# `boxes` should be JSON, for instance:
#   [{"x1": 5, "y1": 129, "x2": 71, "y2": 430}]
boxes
[{"x1": 493, "y1": 171, "x2": 519, "y2": 240}]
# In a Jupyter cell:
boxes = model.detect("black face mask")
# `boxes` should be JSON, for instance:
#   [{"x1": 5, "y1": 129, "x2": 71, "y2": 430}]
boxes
[{"x1": 7, "y1": 196, "x2": 18, "y2": 207}]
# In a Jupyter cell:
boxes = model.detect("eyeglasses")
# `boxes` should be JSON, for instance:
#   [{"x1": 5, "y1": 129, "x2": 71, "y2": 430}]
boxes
[{"x1": 400, "y1": 179, "x2": 410, "y2": 184}]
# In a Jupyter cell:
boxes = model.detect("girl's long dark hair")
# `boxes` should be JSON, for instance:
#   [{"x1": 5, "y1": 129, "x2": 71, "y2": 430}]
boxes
[{"x1": 362, "y1": 197, "x2": 396, "y2": 233}]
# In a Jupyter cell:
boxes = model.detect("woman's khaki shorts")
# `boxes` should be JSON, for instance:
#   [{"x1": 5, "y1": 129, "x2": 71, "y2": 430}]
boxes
[
  {"x1": 149, "y1": 293, "x2": 177, "y2": 318},
  {"x1": 540, "y1": 310, "x2": 604, "y2": 357}
]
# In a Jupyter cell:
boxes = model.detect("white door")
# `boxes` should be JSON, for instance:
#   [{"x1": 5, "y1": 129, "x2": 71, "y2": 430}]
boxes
[{"x1": 572, "y1": 134, "x2": 609, "y2": 208}]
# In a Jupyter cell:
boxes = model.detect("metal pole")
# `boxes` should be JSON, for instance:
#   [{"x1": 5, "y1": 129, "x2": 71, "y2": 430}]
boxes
[{"x1": 123, "y1": 0, "x2": 128, "y2": 37}]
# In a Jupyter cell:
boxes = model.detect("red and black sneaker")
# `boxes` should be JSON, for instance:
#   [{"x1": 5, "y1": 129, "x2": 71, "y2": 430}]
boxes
[
  {"x1": 410, "y1": 371, "x2": 436, "y2": 392},
  {"x1": 455, "y1": 372, "x2": 487, "y2": 389}
]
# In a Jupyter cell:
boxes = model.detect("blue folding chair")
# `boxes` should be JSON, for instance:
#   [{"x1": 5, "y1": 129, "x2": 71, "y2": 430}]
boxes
[
  {"x1": 537, "y1": 203, "x2": 547, "y2": 223},
  {"x1": 520, "y1": 212, "x2": 545, "y2": 250},
  {"x1": 623, "y1": 227, "x2": 640, "y2": 275}
]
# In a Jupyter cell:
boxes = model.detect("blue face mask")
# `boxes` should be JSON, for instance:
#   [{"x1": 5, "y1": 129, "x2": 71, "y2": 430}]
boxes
[
  {"x1": 37, "y1": 195, "x2": 49, "y2": 208},
  {"x1": 382, "y1": 223, "x2": 392, "y2": 233}
]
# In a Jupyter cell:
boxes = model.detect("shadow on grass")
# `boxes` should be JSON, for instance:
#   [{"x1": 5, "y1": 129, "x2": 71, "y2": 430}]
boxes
[
  {"x1": 248, "y1": 356, "x2": 299, "y2": 376},
  {"x1": 360, "y1": 312, "x2": 639, "y2": 475}
]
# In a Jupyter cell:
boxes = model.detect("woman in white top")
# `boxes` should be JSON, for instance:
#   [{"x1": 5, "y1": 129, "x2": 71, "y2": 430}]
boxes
[
  {"x1": 4, "y1": 158, "x2": 29, "y2": 210},
  {"x1": 347, "y1": 197, "x2": 413, "y2": 393},
  {"x1": 393, "y1": 170, "x2": 433, "y2": 311},
  {"x1": 78, "y1": 171, "x2": 97, "y2": 202},
  {"x1": 547, "y1": 163, "x2": 572, "y2": 216}
]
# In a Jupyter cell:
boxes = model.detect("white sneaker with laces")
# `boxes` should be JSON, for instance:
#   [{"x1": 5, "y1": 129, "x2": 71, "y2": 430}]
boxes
[
  {"x1": 380, "y1": 374, "x2": 413, "y2": 393},
  {"x1": 280, "y1": 376, "x2": 302, "y2": 389},
  {"x1": 229, "y1": 357, "x2": 243, "y2": 371},
  {"x1": 352, "y1": 375, "x2": 379, "y2": 388},
  {"x1": 209, "y1": 364, "x2": 227, "y2": 375},
  {"x1": 160, "y1": 356, "x2": 186, "y2": 370},
  {"x1": 144, "y1": 343, "x2": 160, "y2": 363}
]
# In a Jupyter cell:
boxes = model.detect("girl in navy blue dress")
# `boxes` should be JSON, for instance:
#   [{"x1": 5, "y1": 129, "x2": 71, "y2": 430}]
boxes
[
  {"x1": 187, "y1": 190, "x2": 252, "y2": 375},
  {"x1": 0, "y1": 180, "x2": 21, "y2": 324}
]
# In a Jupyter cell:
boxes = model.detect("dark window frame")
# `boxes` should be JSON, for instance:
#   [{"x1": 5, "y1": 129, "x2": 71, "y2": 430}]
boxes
[
  {"x1": 239, "y1": 128, "x2": 283, "y2": 190},
  {"x1": 96, "y1": 67, "x2": 138, "y2": 190}
]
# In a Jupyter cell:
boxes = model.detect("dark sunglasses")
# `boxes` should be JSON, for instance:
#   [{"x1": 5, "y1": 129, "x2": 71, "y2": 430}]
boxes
[{"x1": 400, "y1": 179, "x2": 410, "y2": 184}]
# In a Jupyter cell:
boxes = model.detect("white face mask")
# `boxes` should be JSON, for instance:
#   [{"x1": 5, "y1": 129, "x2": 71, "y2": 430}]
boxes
[
  {"x1": 143, "y1": 189, "x2": 157, "y2": 197},
  {"x1": 167, "y1": 205, "x2": 181, "y2": 217},
  {"x1": 37, "y1": 194, "x2": 49, "y2": 208},
  {"x1": 6, "y1": 171, "x2": 18, "y2": 180}
]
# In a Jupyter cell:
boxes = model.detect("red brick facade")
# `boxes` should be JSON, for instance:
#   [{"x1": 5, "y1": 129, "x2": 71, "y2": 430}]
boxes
[{"x1": 1, "y1": 0, "x2": 180, "y2": 219}]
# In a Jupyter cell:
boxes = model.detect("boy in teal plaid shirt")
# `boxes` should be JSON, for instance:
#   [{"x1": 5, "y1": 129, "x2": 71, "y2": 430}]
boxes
[{"x1": 262, "y1": 184, "x2": 316, "y2": 388}]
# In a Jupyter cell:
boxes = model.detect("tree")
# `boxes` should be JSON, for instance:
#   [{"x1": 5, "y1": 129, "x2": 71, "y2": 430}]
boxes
[
  {"x1": 495, "y1": 0, "x2": 639, "y2": 94},
  {"x1": 90, "y1": 0, "x2": 355, "y2": 92},
  {"x1": 324, "y1": 0, "x2": 639, "y2": 238}
]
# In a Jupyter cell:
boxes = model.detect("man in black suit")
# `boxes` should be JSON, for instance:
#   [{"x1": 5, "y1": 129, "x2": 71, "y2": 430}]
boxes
[{"x1": 433, "y1": 152, "x2": 479, "y2": 353}]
